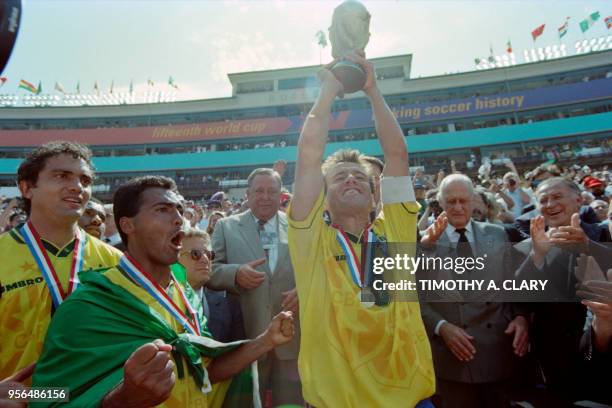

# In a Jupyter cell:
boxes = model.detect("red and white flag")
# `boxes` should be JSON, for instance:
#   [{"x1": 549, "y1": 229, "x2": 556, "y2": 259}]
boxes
[{"x1": 531, "y1": 24, "x2": 545, "y2": 41}]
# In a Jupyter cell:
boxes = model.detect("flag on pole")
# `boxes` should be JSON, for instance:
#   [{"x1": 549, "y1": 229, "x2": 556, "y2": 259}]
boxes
[
  {"x1": 168, "y1": 76, "x2": 178, "y2": 89},
  {"x1": 558, "y1": 17, "x2": 570, "y2": 38},
  {"x1": 488, "y1": 44, "x2": 495, "y2": 63},
  {"x1": 18, "y1": 79, "x2": 37, "y2": 93},
  {"x1": 93, "y1": 81, "x2": 99, "y2": 94},
  {"x1": 54, "y1": 82, "x2": 65, "y2": 93},
  {"x1": 147, "y1": 78, "x2": 154, "y2": 87},
  {"x1": 36, "y1": 81, "x2": 42, "y2": 95},
  {"x1": 76, "y1": 81, "x2": 80, "y2": 94},
  {"x1": 531, "y1": 24, "x2": 545, "y2": 41},
  {"x1": 0, "y1": 77, "x2": 7, "y2": 87},
  {"x1": 129, "y1": 79, "x2": 133, "y2": 93},
  {"x1": 580, "y1": 11, "x2": 600, "y2": 33},
  {"x1": 506, "y1": 39, "x2": 513, "y2": 53},
  {"x1": 606, "y1": 16, "x2": 612, "y2": 29},
  {"x1": 315, "y1": 30, "x2": 327, "y2": 47},
  {"x1": 109, "y1": 80, "x2": 114, "y2": 94}
]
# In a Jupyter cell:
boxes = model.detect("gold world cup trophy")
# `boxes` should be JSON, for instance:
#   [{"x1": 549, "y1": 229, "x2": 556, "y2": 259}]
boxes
[{"x1": 328, "y1": 0, "x2": 371, "y2": 94}]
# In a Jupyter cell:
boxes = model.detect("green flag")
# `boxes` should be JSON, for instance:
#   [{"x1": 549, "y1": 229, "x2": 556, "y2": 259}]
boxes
[
  {"x1": 168, "y1": 76, "x2": 178, "y2": 89},
  {"x1": 36, "y1": 81, "x2": 42, "y2": 95},
  {"x1": 31, "y1": 270, "x2": 259, "y2": 408},
  {"x1": 580, "y1": 11, "x2": 600, "y2": 33},
  {"x1": 315, "y1": 30, "x2": 327, "y2": 47}
]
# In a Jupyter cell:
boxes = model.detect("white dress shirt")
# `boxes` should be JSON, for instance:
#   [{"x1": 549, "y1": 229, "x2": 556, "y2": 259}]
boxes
[
  {"x1": 443, "y1": 221, "x2": 475, "y2": 244},
  {"x1": 253, "y1": 213, "x2": 279, "y2": 272},
  {"x1": 196, "y1": 287, "x2": 210, "y2": 320},
  {"x1": 435, "y1": 221, "x2": 475, "y2": 336}
]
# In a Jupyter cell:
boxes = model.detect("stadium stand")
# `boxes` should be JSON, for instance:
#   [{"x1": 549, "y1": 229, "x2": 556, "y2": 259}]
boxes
[{"x1": 1, "y1": 50, "x2": 611, "y2": 201}]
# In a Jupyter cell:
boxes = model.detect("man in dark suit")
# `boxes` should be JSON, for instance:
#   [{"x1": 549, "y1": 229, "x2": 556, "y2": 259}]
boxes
[
  {"x1": 576, "y1": 255, "x2": 612, "y2": 405},
  {"x1": 204, "y1": 288, "x2": 245, "y2": 343},
  {"x1": 420, "y1": 174, "x2": 529, "y2": 408},
  {"x1": 514, "y1": 177, "x2": 612, "y2": 403},
  {"x1": 209, "y1": 168, "x2": 302, "y2": 406}
]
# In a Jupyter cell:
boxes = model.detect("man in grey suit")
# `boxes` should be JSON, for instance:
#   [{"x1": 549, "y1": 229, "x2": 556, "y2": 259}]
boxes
[
  {"x1": 420, "y1": 174, "x2": 529, "y2": 408},
  {"x1": 209, "y1": 168, "x2": 302, "y2": 406}
]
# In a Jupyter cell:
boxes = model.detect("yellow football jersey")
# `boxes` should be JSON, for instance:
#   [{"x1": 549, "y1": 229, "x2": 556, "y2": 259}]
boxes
[
  {"x1": 0, "y1": 228, "x2": 122, "y2": 380},
  {"x1": 103, "y1": 267, "x2": 211, "y2": 408},
  {"x1": 288, "y1": 191, "x2": 435, "y2": 408}
]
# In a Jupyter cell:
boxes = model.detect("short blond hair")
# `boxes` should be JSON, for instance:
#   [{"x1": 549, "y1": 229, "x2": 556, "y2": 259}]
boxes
[
  {"x1": 321, "y1": 149, "x2": 373, "y2": 177},
  {"x1": 184, "y1": 228, "x2": 210, "y2": 247}
]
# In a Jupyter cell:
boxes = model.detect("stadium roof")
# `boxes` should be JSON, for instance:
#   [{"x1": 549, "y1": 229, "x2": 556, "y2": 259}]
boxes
[{"x1": 0, "y1": 49, "x2": 610, "y2": 121}]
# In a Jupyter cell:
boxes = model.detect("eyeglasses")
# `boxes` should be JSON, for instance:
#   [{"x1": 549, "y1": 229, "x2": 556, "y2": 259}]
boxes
[{"x1": 181, "y1": 249, "x2": 215, "y2": 262}]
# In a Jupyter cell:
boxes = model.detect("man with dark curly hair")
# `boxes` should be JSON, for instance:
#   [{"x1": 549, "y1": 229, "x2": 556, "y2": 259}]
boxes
[{"x1": 0, "y1": 141, "x2": 121, "y2": 386}]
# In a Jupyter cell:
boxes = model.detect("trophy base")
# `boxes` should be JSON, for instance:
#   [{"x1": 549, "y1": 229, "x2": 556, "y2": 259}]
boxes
[{"x1": 331, "y1": 61, "x2": 366, "y2": 94}]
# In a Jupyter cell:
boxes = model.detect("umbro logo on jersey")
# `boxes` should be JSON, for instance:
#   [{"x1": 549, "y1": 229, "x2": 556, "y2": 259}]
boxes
[{"x1": 0, "y1": 277, "x2": 44, "y2": 296}]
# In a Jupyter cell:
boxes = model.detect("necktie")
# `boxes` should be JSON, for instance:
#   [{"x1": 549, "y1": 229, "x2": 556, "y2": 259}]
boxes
[
  {"x1": 455, "y1": 228, "x2": 474, "y2": 258},
  {"x1": 257, "y1": 219, "x2": 269, "y2": 259}
]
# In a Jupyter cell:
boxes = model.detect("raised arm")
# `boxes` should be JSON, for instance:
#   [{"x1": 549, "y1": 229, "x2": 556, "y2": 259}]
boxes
[
  {"x1": 505, "y1": 159, "x2": 531, "y2": 205},
  {"x1": 346, "y1": 54, "x2": 409, "y2": 177},
  {"x1": 290, "y1": 66, "x2": 343, "y2": 221}
]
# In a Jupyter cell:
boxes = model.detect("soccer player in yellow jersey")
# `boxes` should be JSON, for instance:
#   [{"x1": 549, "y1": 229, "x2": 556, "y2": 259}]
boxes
[
  {"x1": 32, "y1": 176, "x2": 295, "y2": 407},
  {"x1": 0, "y1": 142, "x2": 122, "y2": 385},
  {"x1": 288, "y1": 53, "x2": 436, "y2": 407}
]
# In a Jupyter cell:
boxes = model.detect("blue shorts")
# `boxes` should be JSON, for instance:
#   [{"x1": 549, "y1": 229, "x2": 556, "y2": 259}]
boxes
[{"x1": 416, "y1": 399, "x2": 435, "y2": 408}]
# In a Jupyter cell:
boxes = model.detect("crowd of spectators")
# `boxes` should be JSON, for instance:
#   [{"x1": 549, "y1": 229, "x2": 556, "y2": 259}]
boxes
[{"x1": 2, "y1": 132, "x2": 611, "y2": 408}]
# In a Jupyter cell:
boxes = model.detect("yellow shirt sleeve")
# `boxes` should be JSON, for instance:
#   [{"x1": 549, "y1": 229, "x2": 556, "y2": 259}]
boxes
[
  {"x1": 287, "y1": 189, "x2": 325, "y2": 298},
  {"x1": 377, "y1": 201, "x2": 420, "y2": 243}
]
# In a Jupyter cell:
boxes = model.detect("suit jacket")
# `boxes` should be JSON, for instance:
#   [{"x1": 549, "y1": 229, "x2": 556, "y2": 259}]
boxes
[
  {"x1": 420, "y1": 220, "x2": 522, "y2": 383},
  {"x1": 579, "y1": 315, "x2": 612, "y2": 404},
  {"x1": 514, "y1": 221, "x2": 611, "y2": 299},
  {"x1": 204, "y1": 289, "x2": 246, "y2": 343},
  {"x1": 513, "y1": 221, "x2": 611, "y2": 398},
  {"x1": 514, "y1": 206, "x2": 603, "y2": 237},
  {"x1": 209, "y1": 210, "x2": 299, "y2": 360}
]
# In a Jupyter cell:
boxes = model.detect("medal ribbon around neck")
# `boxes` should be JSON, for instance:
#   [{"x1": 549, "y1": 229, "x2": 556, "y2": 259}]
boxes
[
  {"x1": 120, "y1": 254, "x2": 201, "y2": 336},
  {"x1": 20, "y1": 221, "x2": 87, "y2": 309},
  {"x1": 332, "y1": 224, "x2": 376, "y2": 288}
]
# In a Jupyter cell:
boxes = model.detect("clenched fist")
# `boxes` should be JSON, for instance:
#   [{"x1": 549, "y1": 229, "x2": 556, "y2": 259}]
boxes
[{"x1": 102, "y1": 340, "x2": 175, "y2": 408}]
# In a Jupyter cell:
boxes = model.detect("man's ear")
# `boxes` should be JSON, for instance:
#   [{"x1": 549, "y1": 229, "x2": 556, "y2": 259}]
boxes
[
  {"x1": 119, "y1": 217, "x2": 135, "y2": 237},
  {"x1": 18, "y1": 180, "x2": 33, "y2": 199}
]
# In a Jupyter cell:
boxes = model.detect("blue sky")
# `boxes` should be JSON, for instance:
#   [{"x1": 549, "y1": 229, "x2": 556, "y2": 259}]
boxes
[{"x1": 1, "y1": 0, "x2": 610, "y2": 101}]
